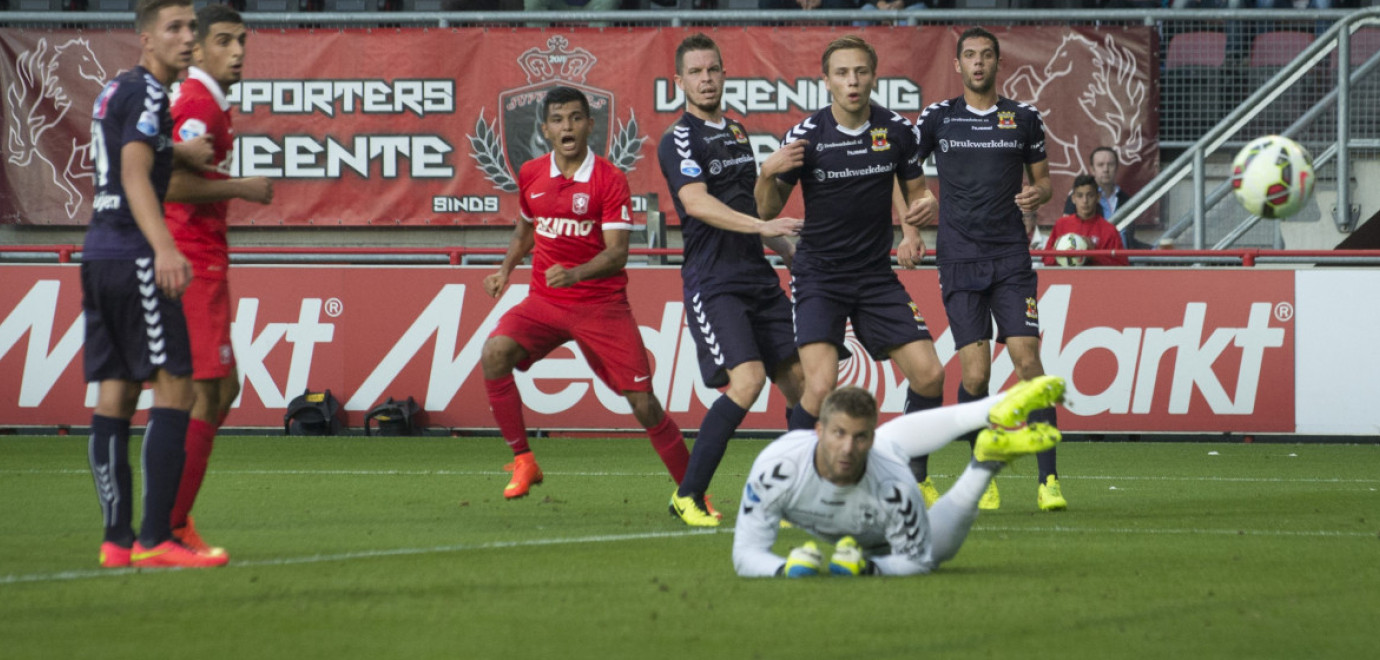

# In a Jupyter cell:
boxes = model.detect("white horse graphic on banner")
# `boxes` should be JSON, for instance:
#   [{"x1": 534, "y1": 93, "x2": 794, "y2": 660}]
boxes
[
  {"x1": 6, "y1": 37, "x2": 108, "y2": 219},
  {"x1": 1004, "y1": 32, "x2": 1147, "y2": 177}
]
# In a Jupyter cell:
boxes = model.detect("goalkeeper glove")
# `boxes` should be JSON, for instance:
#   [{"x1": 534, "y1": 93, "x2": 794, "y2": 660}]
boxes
[
  {"x1": 782, "y1": 541, "x2": 823, "y2": 578},
  {"x1": 828, "y1": 536, "x2": 871, "y2": 576}
]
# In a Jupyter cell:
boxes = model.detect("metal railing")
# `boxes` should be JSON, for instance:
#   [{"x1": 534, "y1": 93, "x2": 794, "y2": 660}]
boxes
[{"x1": 1118, "y1": 8, "x2": 1380, "y2": 249}]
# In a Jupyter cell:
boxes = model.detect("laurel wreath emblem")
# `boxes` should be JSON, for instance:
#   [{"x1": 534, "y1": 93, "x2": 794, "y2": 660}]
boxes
[
  {"x1": 468, "y1": 107, "x2": 647, "y2": 192},
  {"x1": 468, "y1": 109, "x2": 518, "y2": 193},
  {"x1": 608, "y1": 109, "x2": 647, "y2": 173}
]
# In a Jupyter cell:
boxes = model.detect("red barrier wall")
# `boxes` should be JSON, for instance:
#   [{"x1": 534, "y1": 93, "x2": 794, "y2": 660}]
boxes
[{"x1": 0, "y1": 265, "x2": 1294, "y2": 433}]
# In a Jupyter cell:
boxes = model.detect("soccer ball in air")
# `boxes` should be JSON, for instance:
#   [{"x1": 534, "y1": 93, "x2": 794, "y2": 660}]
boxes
[
  {"x1": 1230, "y1": 135, "x2": 1316, "y2": 219},
  {"x1": 1053, "y1": 233, "x2": 1089, "y2": 267}
]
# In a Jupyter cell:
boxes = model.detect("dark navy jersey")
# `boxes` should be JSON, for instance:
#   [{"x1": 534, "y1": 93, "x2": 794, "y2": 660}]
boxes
[
  {"x1": 777, "y1": 104, "x2": 924, "y2": 272},
  {"x1": 915, "y1": 96, "x2": 1047, "y2": 264},
  {"x1": 83, "y1": 66, "x2": 175, "y2": 261},
  {"x1": 657, "y1": 113, "x2": 777, "y2": 293}
]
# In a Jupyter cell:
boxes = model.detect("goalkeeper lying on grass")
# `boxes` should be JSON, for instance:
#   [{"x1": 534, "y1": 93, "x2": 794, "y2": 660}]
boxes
[{"x1": 732, "y1": 376, "x2": 1065, "y2": 577}]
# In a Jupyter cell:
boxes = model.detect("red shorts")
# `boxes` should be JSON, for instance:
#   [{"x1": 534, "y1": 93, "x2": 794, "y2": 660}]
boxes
[
  {"x1": 491, "y1": 295, "x2": 654, "y2": 393},
  {"x1": 182, "y1": 275, "x2": 236, "y2": 381}
]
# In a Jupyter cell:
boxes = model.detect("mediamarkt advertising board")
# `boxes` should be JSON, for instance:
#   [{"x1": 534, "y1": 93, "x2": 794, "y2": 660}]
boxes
[{"x1": 0, "y1": 265, "x2": 1302, "y2": 434}]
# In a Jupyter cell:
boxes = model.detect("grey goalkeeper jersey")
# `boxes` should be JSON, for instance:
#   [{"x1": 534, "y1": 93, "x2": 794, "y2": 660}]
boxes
[{"x1": 732, "y1": 429, "x2": 933, "y2": 577}]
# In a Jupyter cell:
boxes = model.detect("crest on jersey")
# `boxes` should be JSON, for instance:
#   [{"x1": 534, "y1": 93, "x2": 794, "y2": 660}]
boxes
[
  {"x1": 572, "y1": 192, "x2": 590, "y2": 215},
  {"x1": 870, "y1": 127, "x2": 890, "y2": 152},
  {"x1": 467, "y1": 36, "x2": 648, "y2": 193},
  {"x1": 729, "y1": 124, "x2": 748, "y2": 144},
  {"x1": 997, "y1": 111, "x2": 1017, "y2": 129}
]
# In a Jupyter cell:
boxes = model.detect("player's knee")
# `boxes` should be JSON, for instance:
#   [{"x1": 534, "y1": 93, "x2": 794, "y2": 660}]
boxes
[
  {"x1": 480, "y1": 338, "x2": 518, "y2": 379},
  {"x1": 220, "y1": 377, "x2": 241, "y2": 414},
  {"x1": 726, "y1": 365, "x2": 767, "y2": 407},
  {"x1": 626, "y1": 392, "x2": 664, "y2": 427}
]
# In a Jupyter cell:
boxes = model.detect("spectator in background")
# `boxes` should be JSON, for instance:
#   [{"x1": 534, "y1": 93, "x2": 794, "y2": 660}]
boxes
[
  {"x1": 524, "y1": 0, "x2": 619, "y2": 27},
  {"x1": 1045, "y1": 175, "x2": 1129, "y2": 267},
  {"x1": 1062, "y1": 146, "x2": 1150, "y2": 250},
  {"x1": 759, "y1": 0, "x2": 858, "y2": 10},
  {"x1": 854, "y1": 0, "x2": 927, "y2": 26}
]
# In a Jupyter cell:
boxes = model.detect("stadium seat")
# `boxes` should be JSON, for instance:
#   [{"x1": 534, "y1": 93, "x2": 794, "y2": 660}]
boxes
[
  {"x1": 1245, "y1": 31, "x2": 1317, "y2": 136},
  {"x1": 1163, "y1": 31, "x2": 1229, "y2": 140}
]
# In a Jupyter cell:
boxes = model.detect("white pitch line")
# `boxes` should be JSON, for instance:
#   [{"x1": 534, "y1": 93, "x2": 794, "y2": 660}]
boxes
[
  {"x1": 0, "y1": 528, "x2": 724, "y2": 586},
  {"x1": 4, "y1": 523, "x2": 1372, "y2": 587},
  {"x1": 5, "y1": 469, "x2": 1380, "y2": 484},
  {"x1": 977, "y1": 525, "x2": 1377, "y2": 539}
]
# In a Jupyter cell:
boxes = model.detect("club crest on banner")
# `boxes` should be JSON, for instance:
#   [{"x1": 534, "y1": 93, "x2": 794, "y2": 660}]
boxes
[
  {"x1": 468, "y1": 36, "x2": 647, "y2": 193},
  {"x1": 4, "y1": 37, "x2": 108, "y2": 219}
]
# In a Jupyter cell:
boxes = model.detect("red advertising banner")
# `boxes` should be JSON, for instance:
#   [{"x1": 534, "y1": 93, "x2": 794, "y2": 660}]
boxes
[
  {"x1": 1, "y1": 26, "x2": 1157, "y2": 228},
  {"x1": 0, "y1": 265, "x2": 1293, "y2": 434}
]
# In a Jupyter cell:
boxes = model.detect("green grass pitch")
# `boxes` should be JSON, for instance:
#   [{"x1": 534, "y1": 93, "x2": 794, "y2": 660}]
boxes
[{"x1": 1, "y1": 435, "x2": 1377, "y2": 659}]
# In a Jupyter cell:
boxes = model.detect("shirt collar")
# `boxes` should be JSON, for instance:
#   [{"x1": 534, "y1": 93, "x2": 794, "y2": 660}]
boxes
[
  {"x1": 548, "y1": 147, "x2": 596, "y2": 183},
  {"x1": 187, "y1": 66, "x2": 230, "y2": 112}
]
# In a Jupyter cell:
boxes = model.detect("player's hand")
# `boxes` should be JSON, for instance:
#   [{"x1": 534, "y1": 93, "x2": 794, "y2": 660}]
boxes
[
  {"x1": 897, "y1": 235, "x2": 926, "y2": 269},
  {"x1": 761, "y1": 139, "x2": 807, "y2": 179},
  {"x1": 758, "y1": 216, "x2": 802, "y2": 238},
  {"x1": 153, "y1": 245, "x2": 191, "y2": 299},
  {"x1": 903, "y1": 196, "x2": 937, "y2": 228},
  {"x1": 545, "y1": 264, "x2": 579, "y2": 289},
  {"x1": 238, "y1": 177, "x2": 274, "y2": 205},
  {"x1": 174, "y1": 135, "x2": 214, "y2": 172},
  {"x1": 483, "y1": 271, "x2": 508, "y2": 298},
  {"x1": 782, "y1": 541, "x2": 823, "y2": 577},
  {"x1": 1015, "y1": 185, "x2": 1044, "y2": 213},
  {"x1": 828, "y1": 536, "x2": 872, "y2": 576}
]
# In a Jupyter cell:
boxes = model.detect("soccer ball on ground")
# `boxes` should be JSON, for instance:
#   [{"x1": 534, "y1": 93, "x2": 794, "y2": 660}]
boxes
[
  {"x1": 1053, "y1": 232, "x2": 1089, "y2": 267},
  {"x1": 1230, "y1": 135, "x2": 1316, "y2": 219}
]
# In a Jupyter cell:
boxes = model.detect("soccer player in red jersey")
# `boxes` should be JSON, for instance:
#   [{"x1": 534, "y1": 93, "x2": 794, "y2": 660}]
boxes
[
  {"x1": 162, "y1": 3, "x2": 273, "y2": 559},
  {"x1": 482, "y1": 86, "x2": 690, "y2": 501}
]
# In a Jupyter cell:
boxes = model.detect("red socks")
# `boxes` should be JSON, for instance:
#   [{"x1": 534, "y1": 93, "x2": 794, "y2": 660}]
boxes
[
  {"x1": 170, "y1": 417, "x2": 216, "y2": 530},
  {"x1": 485, "y1": 375, "x2": 530, "y2": 455},
  {"x1": 647, "y1": 415, "x2": 689, "y2": 484}
]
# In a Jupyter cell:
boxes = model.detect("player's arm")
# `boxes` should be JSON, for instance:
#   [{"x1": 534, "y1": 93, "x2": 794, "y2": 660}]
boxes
[
  {"x1": 172, "y1": 134, "x2": 214, "y2": 172},
  {"x1": 166, "y1": 171, "x2": 274, "y2": 205},
  {"x1": 122, "y1": 141, "x2": 190, "y2": 298},
  {"x1": 760, "y1": 234, "x2": 795, "y2": 269},
  {"x1": 896, "y1": 175, "x2": 936, "y2": 269},
  {"x1": 754, "y1": 139, "x2": 806, "y2": 220},
  {"x1": 678, "y1": 183, "x2": 802, "y2": 238},
  {"x1": 546, "y1": 227, "x2": 628, "y2": 289},
  {"x1": 732, "y1": 463, "x2": 788, "y2": 577},
  {"x1": 866, "y1": 482, "x2": 933, "y2": 576},
  {"x1": 1016, "y1": 159, "x2": 1053, "y2": 213},
  {"x1": 483, "y1": 217, "x2": 536, "y2": 298}
]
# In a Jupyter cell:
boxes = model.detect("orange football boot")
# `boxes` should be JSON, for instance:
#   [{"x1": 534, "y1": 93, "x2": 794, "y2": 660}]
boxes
[{"x1": 503, "y1": 453, "x2": 543, "y2": 499}]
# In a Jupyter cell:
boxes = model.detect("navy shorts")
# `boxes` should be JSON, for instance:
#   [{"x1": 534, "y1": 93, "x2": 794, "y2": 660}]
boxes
[
  {"x1": 938, "y1": 251, "x2": 1041, "y2": 350},
  {"x1": 82, "y1": 259, "x2": 193, "y2": 383},
  {"x1": 790, "y1": 267, "x2": 932, "y2": 361},
  {"x1": 684, "y1": 284, "x2": 798, "y2": 388}
]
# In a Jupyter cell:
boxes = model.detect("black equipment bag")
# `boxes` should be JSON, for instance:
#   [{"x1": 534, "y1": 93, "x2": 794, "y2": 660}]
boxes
[
  {"x1": 284, "y1": 389, "x2": 345, "y2": 436},
  {"x1": 364, "y1": 396, "x2": 425, "y2": 436}
]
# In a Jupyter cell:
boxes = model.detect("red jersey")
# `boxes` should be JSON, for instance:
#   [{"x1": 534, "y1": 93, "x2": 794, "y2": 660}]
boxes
[
  {"x1": 1043, "y1": 213, "x2": 1129, "y2": 266},
  {"x1": 165, "y1": 67, "x2": 235, "y2": 281},
  {"x1": 517, "y1": 149, "x2": 635, "y2": 305}
]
